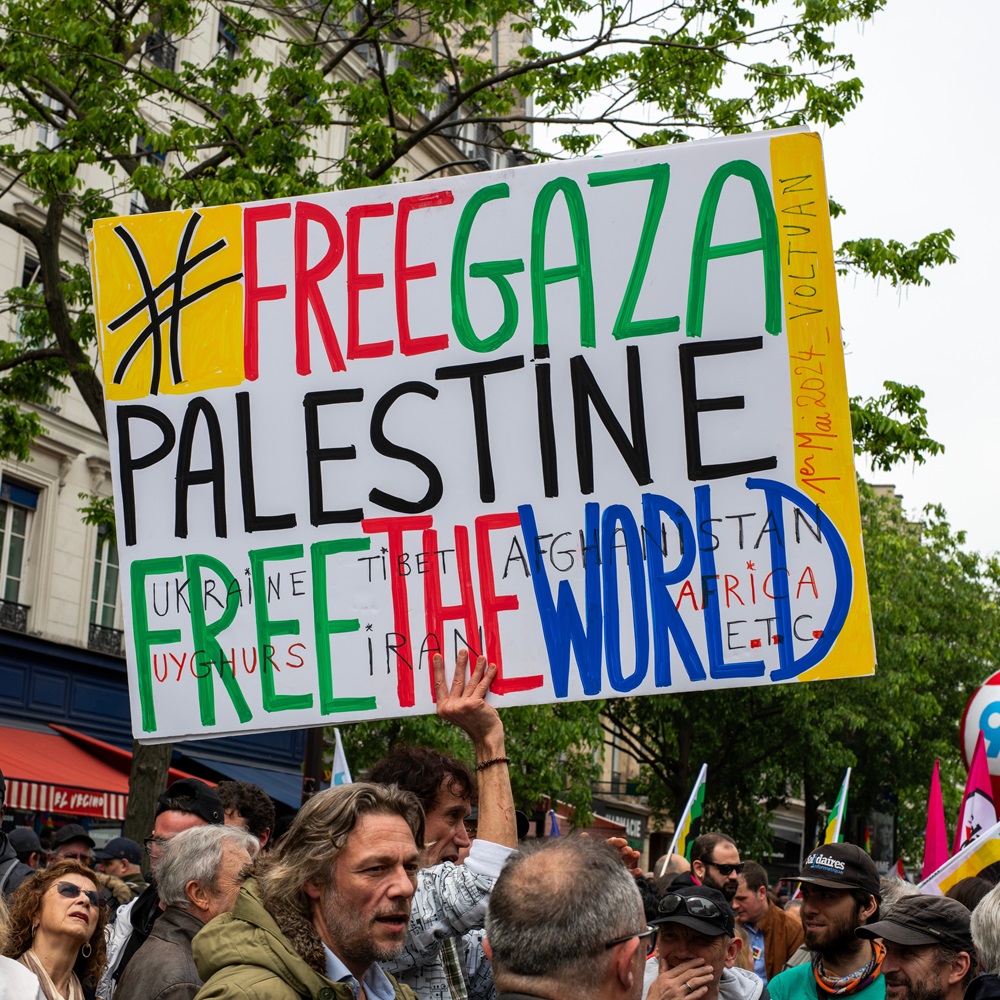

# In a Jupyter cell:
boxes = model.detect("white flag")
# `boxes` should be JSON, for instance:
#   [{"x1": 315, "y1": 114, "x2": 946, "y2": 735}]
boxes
[{"x1": 332, "y1": 728, "x2": 353, "y2": 786}]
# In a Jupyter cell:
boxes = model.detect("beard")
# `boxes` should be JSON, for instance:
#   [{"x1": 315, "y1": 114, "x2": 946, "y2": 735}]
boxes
[
  {"x1": 320, "y1": 893, "x2": 410, "y2": 968},
  {"x1": 885, "y1": 977, "x2": 946, "y2": 1000},
  {"x1": 803, "y1": 906, "x2": 860, "y2": 960}
]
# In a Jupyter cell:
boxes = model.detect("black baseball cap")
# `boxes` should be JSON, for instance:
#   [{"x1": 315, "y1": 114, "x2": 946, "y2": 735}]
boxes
[
  {"x1": 9, "y1": 827, "x2": 42, "y2": 855},
  {"x1": 156, "y1": 778, "x2": 223, "y2": 825},
  {"x1": 857, "y1": 895, "x2": 973, "y2": 952},
  {"x1": 651, "y1": 884, "x2": 735, "y2": 938},
  {"x1": 94, "y1": 837, "x2": 143, "y2": 864},
  {"x1": 52, "y1": 823, "x2": 96, "y2": 849},
  {"x1": 794, "y1": 843, "x2": 881, "y2": 900}
]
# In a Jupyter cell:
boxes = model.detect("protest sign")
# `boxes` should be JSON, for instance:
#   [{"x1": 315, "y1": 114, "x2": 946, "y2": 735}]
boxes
[{"x1": 89, "y1": 126, "x2": 875, "y2": 743}]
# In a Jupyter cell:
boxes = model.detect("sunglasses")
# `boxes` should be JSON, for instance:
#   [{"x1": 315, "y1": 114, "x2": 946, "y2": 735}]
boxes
[
  {"x1": 705, "y1": 861, "x2": 745, "y2": 876},
  {"x1": 55, "y1": 881, "x2": 106, "y2": 909},
  {"x1": 605, "y1": 926, "x2": 657, "y2": 950},
  {"x1": 658, "y1": 893, "x2": 726, "y2": 920}
]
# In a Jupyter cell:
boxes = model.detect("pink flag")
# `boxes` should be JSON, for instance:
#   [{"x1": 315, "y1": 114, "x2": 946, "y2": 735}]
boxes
[
  {"x1": 953, "y1": 732, "x2": 998, "y2": 854},
  {"x1": 923, "y1": 759, "x2": 948, "y2": 879}
]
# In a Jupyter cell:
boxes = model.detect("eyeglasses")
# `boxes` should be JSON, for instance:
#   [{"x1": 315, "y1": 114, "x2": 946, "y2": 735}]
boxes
[
  {"x1": 143, "y1": 835, "x2": 168, "y2": 857},
  {"x1": 59, "y1": 852, "x2": 93, "y2": 863},
  {"x1": 54, "y1": 881, "x2": 106, "y2": 909},
  {"x1": 605, "y1": 926, "x2": 657, "y2": 950},
  {"x1": 705, "y1": 861, "x2": 744, "y2": 876},
  {"x1": 658, "y1": 893, "x2": 726, "y2": 920}
]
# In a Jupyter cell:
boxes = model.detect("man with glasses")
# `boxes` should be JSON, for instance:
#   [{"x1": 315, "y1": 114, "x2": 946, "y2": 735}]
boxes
[
  {"x1": 768, "y1": 843, "x2": 883, "y2": 1000},
  {"x1": 647, "y1": 884, "x2": 766, "y2": 1000},
  {"x1": 485, "y1": 837, "x2": 649, "y2": 1000},
  {"x1": 690, "y1": 833, "x2": 743, "y2": 903},
  {"x1": 98, "y1": 777, "x2": 224, "y2": 998}
]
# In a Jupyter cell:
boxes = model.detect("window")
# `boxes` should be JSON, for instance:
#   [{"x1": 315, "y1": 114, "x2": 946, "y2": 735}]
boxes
[
  {"x1": 217, "y1": 16, "x2": 239, "y2": 59},
  {"x1": 0, "y1": 479, "x2": 39, "y2": 630},
  {"x1": 89, "y1": 529, "x2": 120, "y2": 629},
  {"x1": 145, "y1": 29, "x2": 177, "y2": 72},
  {"x1": 37, "y1": 94, "x2": 65, "y2": 150}
]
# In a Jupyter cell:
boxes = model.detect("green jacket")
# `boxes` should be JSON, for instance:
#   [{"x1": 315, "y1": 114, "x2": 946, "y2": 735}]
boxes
[{"x1": 193, "y1": 879, "x2": 416, "y2": 1000}]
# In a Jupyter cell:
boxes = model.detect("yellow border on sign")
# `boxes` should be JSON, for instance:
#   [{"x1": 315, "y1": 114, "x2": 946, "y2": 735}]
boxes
[{"x1": 770, "y1": 132, "x2": 875, "y2": 681}]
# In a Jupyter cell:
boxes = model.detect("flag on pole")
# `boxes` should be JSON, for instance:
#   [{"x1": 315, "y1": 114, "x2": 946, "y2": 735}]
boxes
[
  {"x1": 331, "y1": 728, "x2": 352, "y2": 785},
  {"x1": 922, "y1": 759, "x2": 949, "y2": 880},
  {"x1": 823, "y1": 768, "x2": 851, "y2": 844},
  {"x1": 953, "y1": 730, "x2": 997, "y2": 854},
  {"x1": 920, "y1": 817, "x2": 1000, "y2": 895},
  {"x1": 661, "y1": 763, "x2": 707, "y2": 876}
]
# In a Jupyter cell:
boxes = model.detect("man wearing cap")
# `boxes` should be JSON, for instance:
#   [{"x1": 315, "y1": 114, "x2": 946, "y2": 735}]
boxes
[
  {"x1": 51, "y1": 822, "x2": 96, "y2": 866},
  {"x1": 647, "y1": 884, "x2": 766, "y2": 1000},
  {"x1": 691, "y1": 834, "x2": 744, "y2": 904},
  {"x1": 98, "y1": 777, "x2": 224, "y2": 999},
  {"x1": 96, "y1": 838, "x2": 148, "y2": 897},
  {"x1": 853, "y1": 895, "x2": 974, "y2": 1000},
  {"x1": 8, "y1": 827, "x2": 45, "y2": 870},
  {"x1": 0, "y1": 768, "x2": 35, "y2": 897},
  {"x1": 768, "y1": 844, "x2": 884, "y2": 1000}
]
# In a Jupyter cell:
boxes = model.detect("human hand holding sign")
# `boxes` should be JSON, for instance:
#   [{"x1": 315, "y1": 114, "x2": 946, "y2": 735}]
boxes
[{"x1": 433, "y1": 651, "x2": 517, "y2": 849}]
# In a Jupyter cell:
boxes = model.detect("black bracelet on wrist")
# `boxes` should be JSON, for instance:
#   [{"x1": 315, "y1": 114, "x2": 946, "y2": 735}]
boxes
[{"x1": 475, "y1": 756, "x2": 510, "y2": 772}]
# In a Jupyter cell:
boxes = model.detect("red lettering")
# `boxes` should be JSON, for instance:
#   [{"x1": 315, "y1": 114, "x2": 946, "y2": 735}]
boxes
[
  {"x1": 796, "y1": 566, "x2": 819, "y2": 599},
  {"x1": 294, "y1": 202, "x2": 346, "y2": 374},
  {"x1": 347, "y1": 202, "x2": 394, "y2": 359},
  {"x1": 476, "y1": 513, "x2": 542, "y2": 694},
  {"x1": 675, "y1": 579, "x2": 700, "y2": 611},
  {"x1": 363, "y1": 515, "x2": 434, "y2": 707},
  {"x1": 243, "y1": 203, "x2": 292, "y2": 380},
  {"x1": 286, "y1": 642, "x2": 307, "y2": 668},
  {"x1": 395, "y1": 191, "x2": 454, "y2": 355},
  {"x1": 723, "y1": 574, "x2": 744, "y2": 608},
  {"x1": 422, "y1": 525, "x2": 480, "y2": 699}
]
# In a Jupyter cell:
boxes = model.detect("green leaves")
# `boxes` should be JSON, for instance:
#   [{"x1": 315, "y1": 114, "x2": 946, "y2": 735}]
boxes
[{"x1": 850, "y1": 381, "x2": 945, "y2": 472}]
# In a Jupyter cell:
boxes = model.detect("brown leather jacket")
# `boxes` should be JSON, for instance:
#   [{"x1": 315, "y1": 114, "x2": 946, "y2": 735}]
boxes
[{"x1": 758, "y1": 901, "x2": 804, "y2": 983}]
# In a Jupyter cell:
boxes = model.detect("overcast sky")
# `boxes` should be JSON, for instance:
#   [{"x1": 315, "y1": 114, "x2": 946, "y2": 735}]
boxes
[{"x1": 820, "y1": 1, "x2": 998, "y2": 556}]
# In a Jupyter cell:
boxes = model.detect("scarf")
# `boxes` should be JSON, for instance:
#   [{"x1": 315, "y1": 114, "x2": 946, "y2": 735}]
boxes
[
  {"x1": 17, "y1": 949, "x2": 85, "y2": 1000},
  {"x1": 812, "y1": 939, "x2": 885, "y2": 995}
]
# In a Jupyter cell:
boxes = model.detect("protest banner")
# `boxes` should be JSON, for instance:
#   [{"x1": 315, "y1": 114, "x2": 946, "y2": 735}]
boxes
[{"x1": 88, "y1": 125, "x2": 875, "y2": 743}]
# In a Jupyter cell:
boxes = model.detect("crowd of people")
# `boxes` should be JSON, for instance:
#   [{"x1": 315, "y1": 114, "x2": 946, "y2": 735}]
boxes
[{"x1": 2, "y1": 653, "x2": 1000, "y2": 1000}]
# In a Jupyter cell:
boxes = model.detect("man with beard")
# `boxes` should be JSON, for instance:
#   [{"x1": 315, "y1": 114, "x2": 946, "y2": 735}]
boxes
[
  {"x1": 769, "y1": 844, "x2": 884, "y2": 1000},
  {"x1": 691, "y1": 834, "x2": 743, "y2": 903},
  {"x1": 854, "y1": 895, "x2": 974, "y2": 1000},
  {"x1": 193, "y1": 782, "x2": 423, "y2": 1000}
]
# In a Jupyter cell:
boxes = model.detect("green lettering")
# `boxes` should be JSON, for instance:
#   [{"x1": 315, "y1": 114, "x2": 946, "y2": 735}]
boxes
[
  {"x1": 687, "y1": 159, "x2": 781, "y2": 339},
  {"x1": 451, "y1": 183, "x2": 525, "y2": 352},
  {"x1": 249, "y1": 545, "x2": 312, "y2": 713},
  {"x1": 130, "y1": 557, "x2": 184, "y2": 733},
  {"x1": 186, "y1": 553, "x2": 253, "y2": 726},
  {"x1": 589, "y1": 162, "x2": 679, "y2": 339},
  {"x1": 531, "y1": 177, "x2": 595, "y2": 347},
  {"x1": 312, "y1": 538, "x2": 378, "y2": 715}
]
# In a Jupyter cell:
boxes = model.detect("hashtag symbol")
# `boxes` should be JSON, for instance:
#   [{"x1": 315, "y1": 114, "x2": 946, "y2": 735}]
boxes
[{"x1": 108, "y1": 211, "x2": 242, "y2": 394}]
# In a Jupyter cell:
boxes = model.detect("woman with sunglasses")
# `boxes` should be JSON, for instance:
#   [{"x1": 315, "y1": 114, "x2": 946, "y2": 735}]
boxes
[{"x1": 2, "y1": 859, "x2": 109, "y2": 1000}]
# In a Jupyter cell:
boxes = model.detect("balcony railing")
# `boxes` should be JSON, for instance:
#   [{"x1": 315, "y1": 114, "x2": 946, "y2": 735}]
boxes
[
  {"x1": 0, "y1": 599, "x2": 29, "y2": 632},
  {"x1": 88, "y1": 622, "x2": 124, "y2": 656}
]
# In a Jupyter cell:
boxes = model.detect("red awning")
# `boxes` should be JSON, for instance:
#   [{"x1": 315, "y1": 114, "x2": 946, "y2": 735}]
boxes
[
  {"x1": 0, "y1": 724, "x2": 215, "y2": 821},
  {"x1": 1, "y1": 725, "x2": 130, "y2": 820}
]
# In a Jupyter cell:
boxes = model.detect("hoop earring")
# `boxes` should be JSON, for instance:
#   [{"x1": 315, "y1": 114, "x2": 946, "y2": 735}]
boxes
[
  {"x1": 81, "y1": 943, "x2": 92, "y2": 959},
  {"x1": 31, "y1": 924, "x2": 37, "y2": 940}
]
